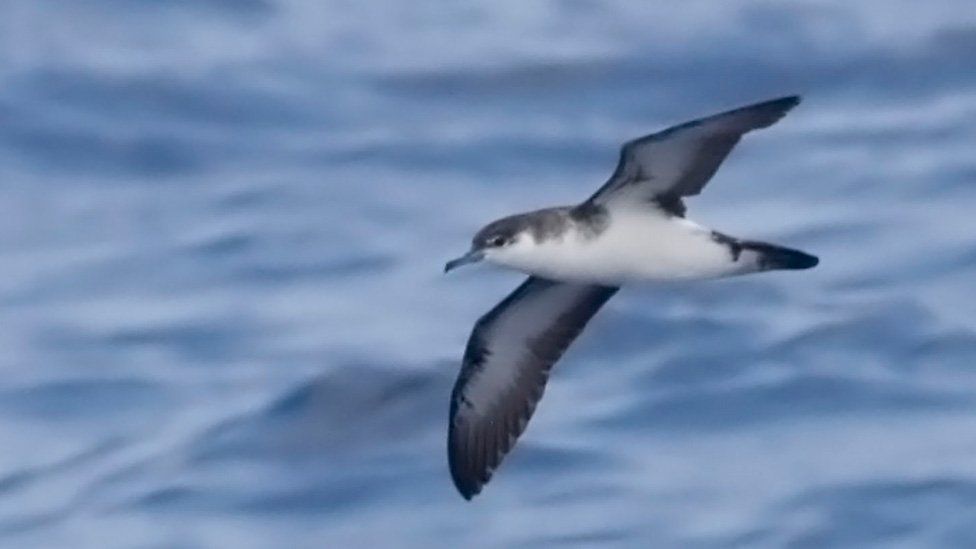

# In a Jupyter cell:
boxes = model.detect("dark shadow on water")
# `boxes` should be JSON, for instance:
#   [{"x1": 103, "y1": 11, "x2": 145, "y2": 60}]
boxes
[{"x1": 191, "y1": 362, "x2": 455, "y2": 465}]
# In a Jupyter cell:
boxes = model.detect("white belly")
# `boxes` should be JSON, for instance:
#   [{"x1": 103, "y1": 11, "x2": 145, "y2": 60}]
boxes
[{"x1": 499, "y1": 210, "x2": 739, "y2": 285}]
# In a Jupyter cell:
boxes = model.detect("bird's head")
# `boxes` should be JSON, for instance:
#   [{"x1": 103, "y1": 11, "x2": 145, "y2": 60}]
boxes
[{"x1": 444, "y1": 214, "x2": 534, "y2": 273}]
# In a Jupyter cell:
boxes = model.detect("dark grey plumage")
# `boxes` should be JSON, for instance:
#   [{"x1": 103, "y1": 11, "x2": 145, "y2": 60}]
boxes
[
  {"x1": 586, "y1": 96, "x2": 801, "y2": 216},
  {"x1": 448, "y1": 277, "x2": 617, "y2": 499},
  {"x1": 712, "y1": 230, "x2": 820, "y2": 270}
]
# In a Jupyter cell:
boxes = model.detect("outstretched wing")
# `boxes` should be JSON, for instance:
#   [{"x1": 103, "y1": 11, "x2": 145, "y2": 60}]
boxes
[
  {"x1": 586, "y1": 96, "x2": 800, "y2": 216},
  {"x1": 448, "y1": 277, "x2": 618, "y2": 499}
]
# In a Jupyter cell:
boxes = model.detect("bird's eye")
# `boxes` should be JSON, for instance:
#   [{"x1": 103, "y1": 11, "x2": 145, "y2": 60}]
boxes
[{"x1": 489, "y1": 236, "x2": 507, "y2": 247}]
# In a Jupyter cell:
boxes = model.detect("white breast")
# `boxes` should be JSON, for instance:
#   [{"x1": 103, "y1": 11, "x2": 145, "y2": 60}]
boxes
[{"x1": 495, "y1": 209, "x2": 739, "y2": 285}]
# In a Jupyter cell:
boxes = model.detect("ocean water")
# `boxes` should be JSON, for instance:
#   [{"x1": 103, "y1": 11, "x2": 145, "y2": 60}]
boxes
[{"x1": 2, "y1": 1, "x2": 976, "y2": 547}]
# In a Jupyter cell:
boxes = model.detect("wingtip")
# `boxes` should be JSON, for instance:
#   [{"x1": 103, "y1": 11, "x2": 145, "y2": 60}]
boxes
[
  {"x1": 451, "y1": 474, "x2": 481, "y2": 500},
  {"x1": 777, "y1": 94, "x2": 802, "y2": 110},
  {"x1": 737, "y1": 94, "x2": 802, "y2": 129},
  {"x1": 448, "y1": 435, "x2": 484, "y2": 501},
  {"x1": 759, "y1": 95, "x2": 801, "y2": 112}
]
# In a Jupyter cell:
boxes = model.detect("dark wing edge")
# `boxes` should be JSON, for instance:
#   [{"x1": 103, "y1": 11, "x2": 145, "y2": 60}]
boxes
[
  {"x1": 585, "y1": 95, "x2": 801, "y2": 214},
  {"x1": 448, "y1": 277, "x2": 618, "y2": 500}
]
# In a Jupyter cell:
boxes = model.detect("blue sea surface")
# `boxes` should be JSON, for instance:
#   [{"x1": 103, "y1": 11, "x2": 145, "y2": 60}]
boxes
[{"x1": 2, "y1": 1, "x2": 976, "y2": 547}]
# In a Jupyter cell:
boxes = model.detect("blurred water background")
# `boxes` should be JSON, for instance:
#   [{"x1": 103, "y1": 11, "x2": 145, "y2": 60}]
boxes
[{"x1": 2, "y1": 1, "x2": 976, "y2": 547}]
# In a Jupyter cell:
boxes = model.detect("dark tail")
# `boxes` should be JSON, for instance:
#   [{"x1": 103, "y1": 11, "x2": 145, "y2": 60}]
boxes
[{"x1": 740, "y1": 241, "x2": 819, "y2": 271}]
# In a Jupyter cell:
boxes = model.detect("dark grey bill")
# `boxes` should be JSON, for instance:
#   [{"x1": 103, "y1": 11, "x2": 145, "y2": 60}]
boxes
[{"x1": 444, "y1": 250, "x2": 485, "y2": 273}]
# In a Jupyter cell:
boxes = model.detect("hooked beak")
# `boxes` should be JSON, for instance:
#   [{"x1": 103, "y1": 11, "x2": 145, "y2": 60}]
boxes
[{"x1": 444, "y1": 249, "x2": 484, "y2": 273}]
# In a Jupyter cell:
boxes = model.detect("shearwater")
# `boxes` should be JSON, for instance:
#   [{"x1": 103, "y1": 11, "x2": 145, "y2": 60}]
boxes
[{"x1": 443, "y1": 96, "x2": 818, "y2": 500}]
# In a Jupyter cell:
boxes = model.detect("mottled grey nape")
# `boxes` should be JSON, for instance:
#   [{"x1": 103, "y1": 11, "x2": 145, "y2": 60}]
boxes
[{"x1": 473, "y1": 204, "x2": 609, "y2": 247}]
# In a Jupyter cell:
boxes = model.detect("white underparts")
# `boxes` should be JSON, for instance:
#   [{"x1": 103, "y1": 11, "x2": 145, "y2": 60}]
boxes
[{"x1": 488, "y1": 208, "x2": 754, "y2": 285}]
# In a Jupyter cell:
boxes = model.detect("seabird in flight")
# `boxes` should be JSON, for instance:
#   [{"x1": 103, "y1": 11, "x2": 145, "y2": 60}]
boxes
[{"x1": 444, "y1": 96, "x2": 817, "y2": 499}]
